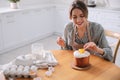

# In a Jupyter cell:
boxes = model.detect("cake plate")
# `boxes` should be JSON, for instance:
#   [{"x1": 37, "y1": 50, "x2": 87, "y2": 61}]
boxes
[{"x1": 71, "y1": 63, "x2": 91, "y2": 70}]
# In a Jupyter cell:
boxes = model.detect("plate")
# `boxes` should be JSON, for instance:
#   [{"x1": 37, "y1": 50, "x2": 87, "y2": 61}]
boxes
[{"x1": 71, "y1": 63, "x2": 91, "y2": 70}]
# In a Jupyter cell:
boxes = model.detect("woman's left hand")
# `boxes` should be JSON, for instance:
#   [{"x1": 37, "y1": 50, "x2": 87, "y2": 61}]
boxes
[{"x1": 83, "y1": 42, "x2": 98, "y2": 52}]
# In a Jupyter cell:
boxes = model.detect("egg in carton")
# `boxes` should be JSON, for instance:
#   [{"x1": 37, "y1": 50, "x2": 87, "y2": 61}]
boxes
[
  {"x1": 16, "y1": 65, "x2": 24, "y2": 78},
  {"x1": 29, "y1": 65, "x2": 38, "y2": 78},
  {"x1": 4, "y1": 65, "x2": 18, "y2": 78},
  {"x1": 4, "y1": 67, "x2": 10, "y2": 77},
  {"x1": 4, "y1": 64, "x2": 38, "y2": 79},
  {"x1": 22, "y1": 68, "x2": 30, "y2": 78},
  {"x1": 17, "y1": 65, "x2": 38, "y2": 78}
]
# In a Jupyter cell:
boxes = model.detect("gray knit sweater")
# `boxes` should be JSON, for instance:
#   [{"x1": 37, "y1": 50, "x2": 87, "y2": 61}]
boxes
[{"x1": 62, "y1": 21, "x2": 113, "y2": 61}]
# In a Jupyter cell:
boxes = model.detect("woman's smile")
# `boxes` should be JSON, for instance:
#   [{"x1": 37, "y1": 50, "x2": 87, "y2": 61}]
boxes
[{"x1": 76, "y1": 21, "x2": 84, "y2": 26}]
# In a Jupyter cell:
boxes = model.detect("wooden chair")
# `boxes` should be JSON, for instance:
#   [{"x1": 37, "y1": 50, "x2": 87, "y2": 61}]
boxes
[{"x1": 105, "y1": 30, "x2": 120, "y2": 63}]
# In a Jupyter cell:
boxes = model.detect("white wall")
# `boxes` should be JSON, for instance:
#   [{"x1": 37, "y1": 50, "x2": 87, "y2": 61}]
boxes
[
  {"x1": 19, "y1": 0, "x2": 52, "y2": 7},
  {"x1": 53, "y1": 7, "x2": 70, "y2": 34},
  {"x1": 0, "y1": 0, "x2": 9, "y2": 8},
  {"x1": 52, "y1": 0, "x2": 73, "y2": 5},
  {"x1": 0, "y1": 0, "x2": 52, "y2": 8},
  {"x1": 1, "y1": 0, "x2": 120, "y2": 8},
  {"x1": 0, "y1": 0, "x2": 73, "y2": 8},
  {"x1": 0, "y1": 15, "x2": 3, "y2": 51}
]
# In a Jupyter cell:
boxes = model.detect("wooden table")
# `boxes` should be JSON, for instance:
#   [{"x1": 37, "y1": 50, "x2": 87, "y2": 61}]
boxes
[{"x1": 17, "y1": 50, "x2": 120, "y2": 80}]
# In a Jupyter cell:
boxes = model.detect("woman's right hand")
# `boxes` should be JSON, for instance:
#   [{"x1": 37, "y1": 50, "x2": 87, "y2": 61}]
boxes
[{"x1": 56, "y1": 37, "x2": 65, "y2": 47}]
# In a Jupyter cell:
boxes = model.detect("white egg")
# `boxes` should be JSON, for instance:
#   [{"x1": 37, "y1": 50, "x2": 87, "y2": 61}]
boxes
[
  {"x1": 31, "y1": 66, "x2": 38, "y2": 72},
  {"x1": 24, "y1": 66, "x2": 30, "y2": 70},
  {"x1": 48, "y1": 66, "x2": 54, "y2": 72},
  {"x1": 22, "y1": 69, "x2": 29, "y2": 78},
  {"x1": 45, "y1": 71, "x2": 52, "y2": 77}
]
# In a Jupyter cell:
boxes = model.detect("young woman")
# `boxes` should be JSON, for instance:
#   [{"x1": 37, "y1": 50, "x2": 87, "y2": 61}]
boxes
[{"x1": 56, "y1": 0, "x2": 113, "y2": 61}]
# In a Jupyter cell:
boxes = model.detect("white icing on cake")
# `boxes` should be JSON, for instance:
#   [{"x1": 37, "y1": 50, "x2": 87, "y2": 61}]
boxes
[{"x1": 73, "y1": 50, "x2": 90, "y2": 58}]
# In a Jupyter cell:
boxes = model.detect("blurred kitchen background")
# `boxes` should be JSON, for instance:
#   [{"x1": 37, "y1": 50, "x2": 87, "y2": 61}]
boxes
[{"x1": 0, "y1": 0, "x2": 120, "y2": 67}]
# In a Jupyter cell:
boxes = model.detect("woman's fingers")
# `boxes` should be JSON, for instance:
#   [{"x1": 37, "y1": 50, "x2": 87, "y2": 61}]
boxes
[
  {"x1": 84, "y1": 42, "x2": 97, "y2": 50},
  {"x1": 56, "y1": 37, "x2": 65, "y2": 47},
  {"x1": 56, "y1": 37, "x2": 61, "y2": 44},
  {"x1": 57, "y1": 37, "x2": 63, "y2": 44},
  {"x1": 83, "y1": 43, "x2": 89, "y2": 50}
]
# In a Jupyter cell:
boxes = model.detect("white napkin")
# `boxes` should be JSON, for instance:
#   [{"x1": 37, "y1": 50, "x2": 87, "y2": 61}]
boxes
[
  {"x1": 14, "y1": 54, "x2": 33, "y2": 66},
  {"x1": 33, "y1": 51, "x2": 58, "y2": 68},
  {"x1": 2, "y1": 51, "x2": 58, "y2": 70}
]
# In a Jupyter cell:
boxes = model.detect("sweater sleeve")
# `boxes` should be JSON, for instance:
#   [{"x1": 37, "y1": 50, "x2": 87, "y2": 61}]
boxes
[
  {"x1": 61, "y1": 22, "x2": 73, "y2": 50},
  {"x1": 96, "y1": 25, "x2": 113, "y2": 61}
]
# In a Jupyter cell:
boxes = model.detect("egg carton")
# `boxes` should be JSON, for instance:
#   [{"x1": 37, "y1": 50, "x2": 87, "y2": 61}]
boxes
[{"x1": 3, "y1": 65, "x2": 38, "y2": 78}]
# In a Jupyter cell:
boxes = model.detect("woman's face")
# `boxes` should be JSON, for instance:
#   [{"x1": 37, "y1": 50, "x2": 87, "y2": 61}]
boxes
[{"x1": 71, "y1": 8, "x2": 87, "y2": 28}]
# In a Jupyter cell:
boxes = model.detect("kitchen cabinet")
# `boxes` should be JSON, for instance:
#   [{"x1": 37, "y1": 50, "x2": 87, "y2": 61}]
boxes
[
  {"x1": 0, "y1": 16, "x2": 3, "y2": 51},
  {"x1": 18, "y1": 7, "x2": 54, "y2": 42},
  {"x1": 2, "y1": 12, "x2": 24, "y2": 49},
  {"x1": 54, "y1": 7, "x2": 70, "y2": 34},
  {"x1": 88, "y1": 8, "x2": 120, "y2": 45},
  {"x1": 88, "y1": 8, "x2": 120, "y2": 33},
  {"x1": 1, "y1": 6, "x2": 54, "y2": 51}
]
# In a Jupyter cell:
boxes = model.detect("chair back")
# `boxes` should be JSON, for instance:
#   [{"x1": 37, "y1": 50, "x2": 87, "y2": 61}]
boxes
[{"x1": 105, "y1": 30, "x2": 120, "y2": 63}]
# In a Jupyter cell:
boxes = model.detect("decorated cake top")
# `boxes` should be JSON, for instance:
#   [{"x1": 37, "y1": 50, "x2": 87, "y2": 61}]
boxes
[{"x1": 73, "y1": 49, "x2": 90, "y2": 58}]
